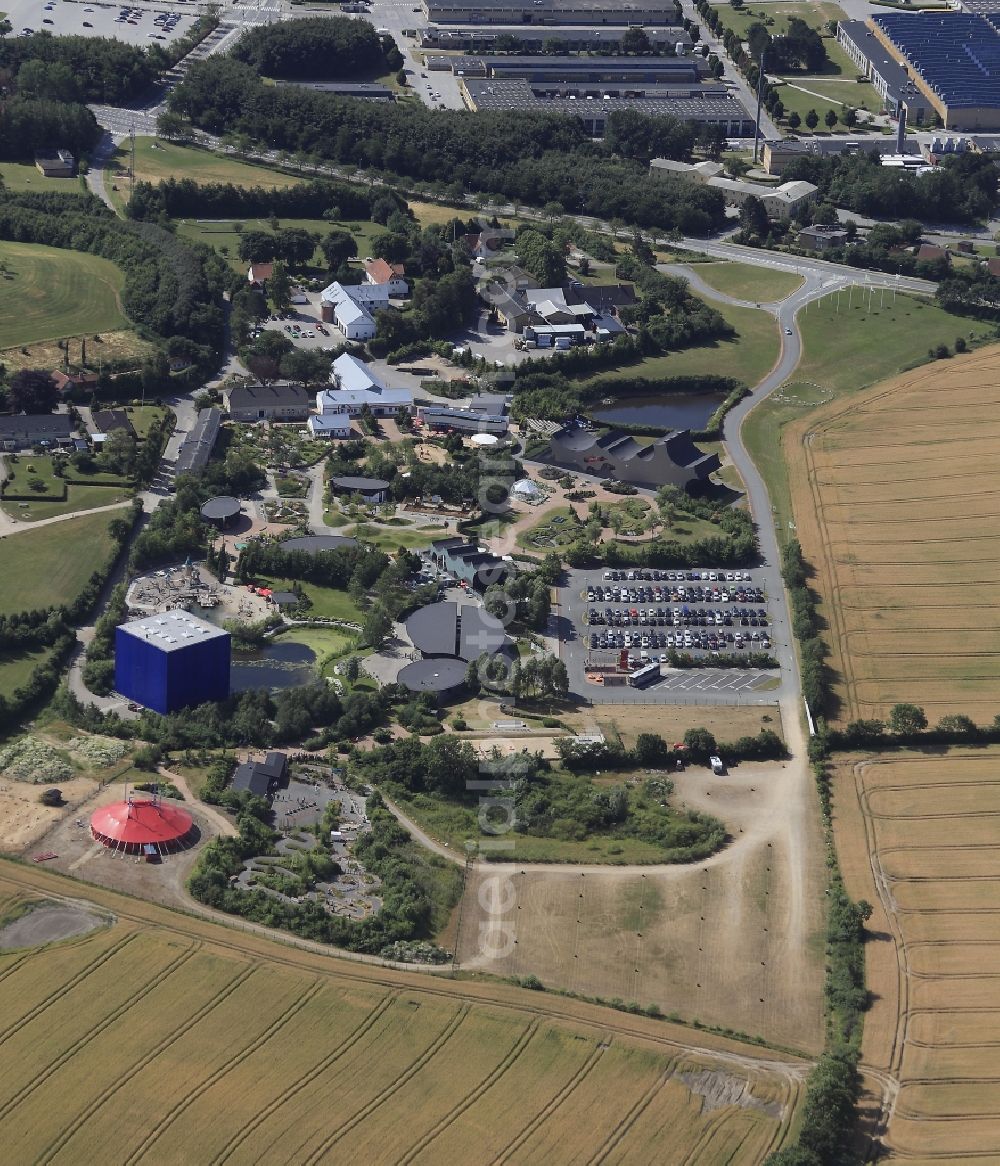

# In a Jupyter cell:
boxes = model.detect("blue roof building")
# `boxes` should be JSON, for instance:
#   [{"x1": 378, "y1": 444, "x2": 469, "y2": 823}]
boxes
[{"x1": 115, "y1": 610, "x2": 231, "y2": 715}]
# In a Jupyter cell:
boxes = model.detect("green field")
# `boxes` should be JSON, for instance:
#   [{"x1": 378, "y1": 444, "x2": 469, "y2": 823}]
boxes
[
  {"x1": 0, "y1": 646, "x2": 57, "y2": 694},
  {"x1": 0, "y1": 510, "x2": 123, "y2": 617},
  {"x1": 124, "y1": 138, "x2": 303, "y2": 193},
  {"x1": 0, "y1": 241, "x2": 128, "y2": 349},
  {"x1": 124, "y1": 405, "x2": 169, "y2": 439},
  {"x1": 584, "y1": 298, "x2": 780, "y2": 390},
  {"x1": 347, "y1": 521, "x2": 447, "y2": 552},
  {"x1": 0, "y1": 162, "x2": 87, "y2": 195},
  {"x1": 743, "y1": 292, "x2": 997, "y2": 541},
  {"x1": 176, "y1": 216, "x2": 387, "y2": 273},
  {"x1": 694, "y1": 261, "x2": 803, "y2": 303}
]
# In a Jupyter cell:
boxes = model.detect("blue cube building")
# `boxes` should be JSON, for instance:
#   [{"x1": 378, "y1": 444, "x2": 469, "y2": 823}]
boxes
[{"x1": 114, "y1": 610, "x2": 231, "y2": 714}]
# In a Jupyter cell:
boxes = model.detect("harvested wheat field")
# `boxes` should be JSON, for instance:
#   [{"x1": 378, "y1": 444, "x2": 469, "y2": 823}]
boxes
[
  {"x1": 0, "y1": 860, "x2": 807, "y2": 1164},
  {"x1": 457, "y1": 729, "x2": 827, "y2": 1055},
  {"x1": 788, "y1": 345, "x2": 1000, "y2": 722},
  {"x1": 832, "y1": 747, "x2": 1000, "y2": 1160}
]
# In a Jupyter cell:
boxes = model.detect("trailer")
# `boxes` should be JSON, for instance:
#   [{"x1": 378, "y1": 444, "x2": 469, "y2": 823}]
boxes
[{"x1": 628, "y1": 662, "x2": 661, "y2": 689}]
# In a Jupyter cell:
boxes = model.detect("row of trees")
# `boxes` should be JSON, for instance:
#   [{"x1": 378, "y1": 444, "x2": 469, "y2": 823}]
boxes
[{"x1": 167, "y1": 57, "x2": 728, "y2": 234}]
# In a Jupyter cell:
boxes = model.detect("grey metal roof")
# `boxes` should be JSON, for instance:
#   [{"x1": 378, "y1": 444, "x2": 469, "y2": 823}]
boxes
[
  {"x1": 405, "y1": 600, "x2": 507, "y2": 661},
  {"x1": 397, "y1": 657, "x2": 468, "y2": 693},
  {"x1": 175, "y1": 407, "x2": 221, "y2": 476},
  {"x1": 200, "y1": 496, "x2": 241, "y2": 521},
  {"x1": 330, "y1": 476, "x2": 391, "y2": 492},
  {"x1": 118, "y1": 610, "x2": 230, "y2": 653},
  {"x1": 226, "y1": 383, "x2": 311, "y2": 408},
  {"x1": 0, "y1": 413, "x2": 73, "y2": 438}
]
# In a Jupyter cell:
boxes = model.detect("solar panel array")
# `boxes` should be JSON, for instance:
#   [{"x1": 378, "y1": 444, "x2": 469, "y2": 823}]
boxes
[{"x1": 874, "y1": 12, "x2": 1000, "y2": 109}]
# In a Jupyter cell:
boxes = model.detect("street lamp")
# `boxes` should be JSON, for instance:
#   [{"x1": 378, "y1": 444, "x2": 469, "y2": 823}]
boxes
[{"x1": 753, "y1": 47, "x2": 766, "y2": 167}]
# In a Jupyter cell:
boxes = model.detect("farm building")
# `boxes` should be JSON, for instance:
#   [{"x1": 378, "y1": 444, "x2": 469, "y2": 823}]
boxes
[
  {"x1": 114, "y1": 610, "x2": 231, "y2": 715},
  {"x1": 90, "y1": 794, "x2": 196, "y2": 856},
  {"x1": 363, "y1": 258, "x2": 409, "y2": 296},
  {"x1": 309, "y1": 355, "x2": 413, "y2": 437},
  {"x1": 319, "y1": 282, "x2": 390, "y2": 339},
  {"x1": 35, "y1": 150, "x2": 75, "y2": 177}
]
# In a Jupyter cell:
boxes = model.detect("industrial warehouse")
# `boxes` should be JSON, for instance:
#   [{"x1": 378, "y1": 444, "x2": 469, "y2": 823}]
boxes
[{"x1": 454, "y1": 52, "x2": 754, "y2": 133}]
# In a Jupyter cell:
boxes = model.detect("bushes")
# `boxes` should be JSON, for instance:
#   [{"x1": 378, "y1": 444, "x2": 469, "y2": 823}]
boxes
[
  {"x1": 230, "y1": 16, "x2": 386, "y2": 80},
  {"x1": 781, "y1": 539, "x2": 831, "y2": 716}
]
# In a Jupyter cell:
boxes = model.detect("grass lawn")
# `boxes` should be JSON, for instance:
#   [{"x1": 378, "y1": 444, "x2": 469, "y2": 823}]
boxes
[
  {"x1": 121, "y1": 138, "x2": 303, "y2": 193},
  {"x1": 582, "y1": 298, "x2": 780, "y2": 390},
  {"x1": 2, "y1": 455, "x2": 66, "y2": 500},
  {"x1": 253, "y1": 576, "x2": 364, "y2": 623},
  {"x1": 517, "y1": 506, "x2": 580, "y2": 551},
  {"x1": 177, "y1": 215, "x2": 386, "y2": 275},
  {"x1": 0, "y1": 646, "x2": 57, "y2": 694},
  {"x1": 0, "y1": 162, "x2": 88, "y2": 195},
  {"x1": 125, "y1": 405, "x2": 169, "y2": 439},
  {"x1": 0, "y1": 241, "x2": 128, "y2": 349},
  {"x1": 347, "y1": 522, "x2": 445, "y2": 552},
  {"x1": 779, "y1": 76, "x2": 884, "y2": 116},
  {"x1": 742, "y1": 292, "x2": 997, "y2": 542},
  {"x1": 0, "y1": 509, "x2": 122, "y2": 616},
  {"x1": 2, "y1": 486, "x2": 131, "y2": 522},
  {"x1": 694, "y1": 261, "x2": 803, "y2": 303}
]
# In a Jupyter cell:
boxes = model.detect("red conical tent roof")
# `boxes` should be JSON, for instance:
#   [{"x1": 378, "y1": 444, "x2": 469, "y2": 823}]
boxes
[{"x1": 91, "y1": 799, "x2": 194, "y2": 847}]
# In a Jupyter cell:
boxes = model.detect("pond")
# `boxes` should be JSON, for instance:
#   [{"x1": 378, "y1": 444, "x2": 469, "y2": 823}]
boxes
[
  {"x1": 231, "y1": 640, "x2": 318, "y2": 693},
  {"x1": 590, "y1": 392, "x2": 726, "y2": 431}
]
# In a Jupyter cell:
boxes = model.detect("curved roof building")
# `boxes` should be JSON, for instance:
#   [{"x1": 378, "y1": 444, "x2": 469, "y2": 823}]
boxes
[
  {"x1": 90, "y1": 798, "x2": 196, "y2": 854},
  {"x1": 200, "y1": 496, "x2": 242, "y2": 526},
  {"x1": 405, "y1": 601, "x2": 507, "y2": 662},
  {"x1": 397, "y1": 658, "x2": 469, "y2": 694}
]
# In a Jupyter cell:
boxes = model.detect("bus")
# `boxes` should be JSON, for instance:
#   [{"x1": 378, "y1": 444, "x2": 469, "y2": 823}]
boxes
[{"x1": 628, "y1": 662, "x2": 660, "y2": 689}]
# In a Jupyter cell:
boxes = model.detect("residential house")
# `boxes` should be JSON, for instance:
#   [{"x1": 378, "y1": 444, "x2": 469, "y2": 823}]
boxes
[
  {"x1": 248, "y1": 262, "x2": 274, "y2": 288},
  {"x1": 0, "y1": 413, "x2": 75, "y2": 451},
  {"x1": 225, "y1": 382, "x2": 311, "y2": 422},
  {"x1": 363, "y1": 258, "x2": 409, "y2": 296},
  {"x1": 797, "y1": 226, "x2": 850, "y2": 253},
  {"x1": 92, "y1": 409, "x2": 137, "y2": 439},
  {"x1": 51, "y1": 370, "x2": 99, "y2": 395}
]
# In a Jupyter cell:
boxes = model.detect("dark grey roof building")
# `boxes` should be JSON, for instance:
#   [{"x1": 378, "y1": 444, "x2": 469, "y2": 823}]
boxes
[
  {"x1": 0, "y1": 413, "x2": 74, "y2": 450},
  {"x1": 175, "y1": 407, "x2": 221, "y2": 476},
  {"x1": 397, "y1": 657, "x2": 469, "y2": 694},
  {"x1": 330, "y1": 476, "x2": 391, "y2": 502},
  {"x1": 200, "y1": 496, "x2": 242, "y2": 527},
  {"x1": 92, "y1": 409, "x2": 136, "y2": 438},
  {"x1": 232, "y1": 751, "x2": 288, "y2": 800},
  {"x1": 225, "y1": 382, "x2": 311, "y2": 422},
  {"x1": 405, "y1": 600, "x2": 507, "y2": 661},
  {"x1": 542, "y1": 426, "x2": 719, "y2": 492},
  {"x1": 280, "y1": 535, "x2": 359, "y2": 554}
]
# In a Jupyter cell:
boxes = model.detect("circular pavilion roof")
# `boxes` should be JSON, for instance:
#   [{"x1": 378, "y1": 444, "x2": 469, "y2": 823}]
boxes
[
  {"x1": 397, "y1": 658, "x2": 468, "y2": 693},
  {"x1": 200, "y1": 496, "x2": 241, "y2": 522},
  {"x1": 91, "y1": 799, "x2": 194, "y2": 848}
]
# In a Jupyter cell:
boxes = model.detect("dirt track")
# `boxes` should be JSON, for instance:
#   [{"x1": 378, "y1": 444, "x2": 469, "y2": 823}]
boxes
[{"x1": 454, "y1": 695, "x2": 827, "y2": 1054}]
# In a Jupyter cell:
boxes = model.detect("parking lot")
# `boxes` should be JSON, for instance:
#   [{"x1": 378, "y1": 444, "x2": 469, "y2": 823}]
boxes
[
  {"x1": 7, "y1": 0, "x2": 200, "y2": 46},
  {"x1": 554, "y1": 566, "x2": 783, "y2": 703}
]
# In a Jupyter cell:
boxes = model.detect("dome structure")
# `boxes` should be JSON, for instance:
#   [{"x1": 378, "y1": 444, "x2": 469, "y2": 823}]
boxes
[
  {"x1": 90, "y1": 797, "x2": 195, "y2": 854},
  {"x1": 470, "y1": 432, "x2": 499, "y2": 447},
  {"x1": 511, "y1": 478, "x2": 542, "y2": 499}
]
